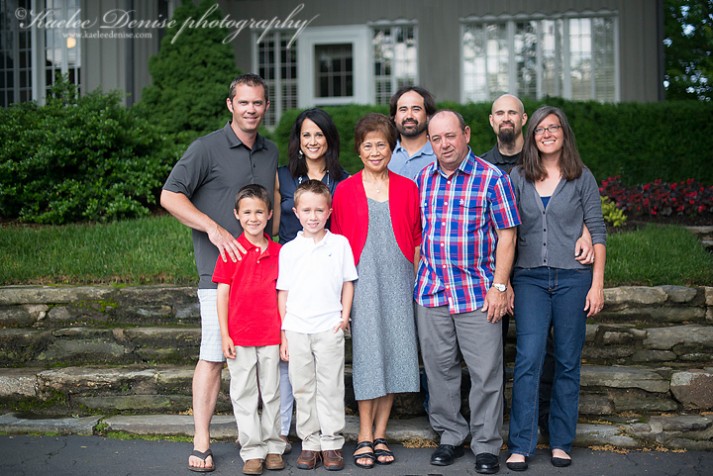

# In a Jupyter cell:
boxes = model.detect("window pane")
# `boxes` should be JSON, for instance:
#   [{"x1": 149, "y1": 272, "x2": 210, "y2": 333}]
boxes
[
  {"x1": 540, "y1": 19, "x2": 561, "y2": 98},
  {"x1": 372, "y1": 24, "x2": 417, "y2": 105},
  {"x1": 0, "y1": 0, "x2": 33, "y2": 105},
  {"x1": 569, "y1": 18, "x2": 592, "y2": 100},
  {"x1": 592, "y1": 17, "x2": 616, "y2": 101},
  {"x1": 44, "y1": 0, "x2": 81, "y2": 93},
  {"x1": 256, "y1": 33, "x2": 299, "y2": 127},
  {"x1": 514, "y1": 21, "x2": 538, "y2": 99},
  {"x1": 315, "y1": 43, "x2": 353, "y2": 98},
  {"x1": 462, "y1": 13, "x2": 616, "y2": 103}
]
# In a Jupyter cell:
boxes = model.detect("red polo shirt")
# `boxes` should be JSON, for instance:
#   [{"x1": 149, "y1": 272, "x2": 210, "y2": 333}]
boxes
[{"x1": 212, "y1": 233, "x2": 281, "y2": 347}]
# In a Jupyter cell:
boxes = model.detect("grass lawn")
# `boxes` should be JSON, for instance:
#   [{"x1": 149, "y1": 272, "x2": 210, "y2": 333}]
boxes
[
  {"x1": 0, "y1": 215, "x2": 196, "y2": 285},
  {"x1": 1, "y1": 217, "x2": 711, "y2": 287}
]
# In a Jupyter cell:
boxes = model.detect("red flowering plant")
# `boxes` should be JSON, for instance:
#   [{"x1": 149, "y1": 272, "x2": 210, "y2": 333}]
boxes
[{"x1": 599, "y1": 177, "x2": 713, "y2": 222}]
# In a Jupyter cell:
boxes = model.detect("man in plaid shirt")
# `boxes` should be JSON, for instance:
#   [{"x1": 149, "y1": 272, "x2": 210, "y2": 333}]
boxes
[{"x1": 414, "y1": 110, "x2": 520, "y2": 475}]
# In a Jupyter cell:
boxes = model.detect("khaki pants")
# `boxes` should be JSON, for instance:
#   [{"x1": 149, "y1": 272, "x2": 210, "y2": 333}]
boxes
[
  {"x1": 285, "y1": 329, "x2": 345, "y2": 451},
  {"x1": 227, "y1": 345, "x2": 285, "y2": 460}
]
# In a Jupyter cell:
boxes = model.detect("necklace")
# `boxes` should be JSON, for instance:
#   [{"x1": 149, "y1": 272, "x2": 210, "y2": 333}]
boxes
[
  {"x1": 363, "y1": 177, "x2": 387, "y2": 194},
  {"x1": 298, "y1": 171, "x2": 331, "y2": 189}
]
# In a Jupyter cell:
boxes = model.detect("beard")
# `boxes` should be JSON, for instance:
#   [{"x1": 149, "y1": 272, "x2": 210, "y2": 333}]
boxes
[
  {"x1": 397, "y1": 119, "x2": 427, "y2": 138},
  {"x1": 498, "y1": 124, "x2": 517, "y2": 146}
]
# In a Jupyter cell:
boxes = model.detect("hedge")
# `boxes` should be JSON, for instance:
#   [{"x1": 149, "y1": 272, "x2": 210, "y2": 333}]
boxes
[{"x1": 272, "y1": 99, "x2": 713, "y2": 185}]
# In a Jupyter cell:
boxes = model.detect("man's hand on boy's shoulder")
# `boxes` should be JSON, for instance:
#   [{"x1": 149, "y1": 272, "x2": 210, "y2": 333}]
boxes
[{"x1": 209, "y1": 225, "x2": 247, "y2": 263}]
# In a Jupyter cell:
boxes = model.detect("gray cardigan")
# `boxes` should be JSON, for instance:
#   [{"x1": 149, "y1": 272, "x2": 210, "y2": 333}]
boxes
[{"x1": 510, "y1": 165, "x2": 606, "y2": 270}]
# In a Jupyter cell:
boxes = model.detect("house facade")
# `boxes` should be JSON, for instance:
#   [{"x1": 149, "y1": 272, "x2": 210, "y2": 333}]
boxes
[{"x1": 2, "y1": 0, "x2": 663, "y2": 126}]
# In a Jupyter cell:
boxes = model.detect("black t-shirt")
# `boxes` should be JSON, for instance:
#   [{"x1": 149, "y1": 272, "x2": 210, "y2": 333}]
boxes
[{"x1": 480, "y1": 145, "x2": 520, "y2": 174}]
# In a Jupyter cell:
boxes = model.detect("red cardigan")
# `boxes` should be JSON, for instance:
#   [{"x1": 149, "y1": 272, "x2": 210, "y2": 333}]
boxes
[{"x1": 331, "y1": 170, "x2": 421, "y2": 265}]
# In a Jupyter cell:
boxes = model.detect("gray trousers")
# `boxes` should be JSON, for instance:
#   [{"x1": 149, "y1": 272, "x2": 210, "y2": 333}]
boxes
[{"x1": 416, "y1": 304, "x2": 504, "y2": 455}]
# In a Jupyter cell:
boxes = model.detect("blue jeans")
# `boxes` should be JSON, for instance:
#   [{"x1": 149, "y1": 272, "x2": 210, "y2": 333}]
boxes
[{"x1": 507, "y1": 267, "x2": 591, "y2": 456}]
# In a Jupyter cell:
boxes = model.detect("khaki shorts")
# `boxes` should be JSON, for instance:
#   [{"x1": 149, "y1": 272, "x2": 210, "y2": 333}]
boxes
[{"x1": 198, "y1": 288, "x2": 226, "y2": 362}]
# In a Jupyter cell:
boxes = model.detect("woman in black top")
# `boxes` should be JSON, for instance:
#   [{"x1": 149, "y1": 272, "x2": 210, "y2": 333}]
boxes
[{"x1": 274, "y1": 108, "x2": 348, "y2": 244}]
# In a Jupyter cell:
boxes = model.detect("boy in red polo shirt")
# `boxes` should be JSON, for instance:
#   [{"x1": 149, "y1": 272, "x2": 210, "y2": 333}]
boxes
[{"x1": 213, "y1": 184, "x2": 285, "y2": 475}]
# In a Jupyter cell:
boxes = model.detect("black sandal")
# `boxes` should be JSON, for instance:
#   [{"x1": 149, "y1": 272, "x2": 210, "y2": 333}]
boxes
[
  {"x1": 373, "y1": 438, "x2": 395, "y2": 465},
  {"x1": 188, "y1": 448, "x2": 215, "y2": 473},
  {"x1": 352, "y1": 441, "x2": 376, "y2": 469}
]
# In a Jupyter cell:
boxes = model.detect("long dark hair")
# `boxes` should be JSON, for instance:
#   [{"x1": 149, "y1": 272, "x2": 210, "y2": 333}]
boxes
[
  {"x1": 520, "y1": 105, "x2": 583, "y2": 182},
  {"x1": 287, "y1": 108, "x2": 344, "y2": 181}
]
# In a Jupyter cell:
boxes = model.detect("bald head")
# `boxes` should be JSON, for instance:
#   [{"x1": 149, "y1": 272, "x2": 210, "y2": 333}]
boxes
[
  {"x1": 491, "y1": 94, "x2": 525, "y2": 115},
  {"x1": 489, "y1": 94, "x2": 527, "y2": 150}
]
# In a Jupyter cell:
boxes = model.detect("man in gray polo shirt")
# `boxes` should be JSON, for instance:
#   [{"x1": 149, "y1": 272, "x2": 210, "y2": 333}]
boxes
[{"x1": 161, "y1": 73, "x2": 278, "y2": 473}]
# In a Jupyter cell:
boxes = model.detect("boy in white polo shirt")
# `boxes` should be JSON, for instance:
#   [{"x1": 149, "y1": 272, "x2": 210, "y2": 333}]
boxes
[{"x1": 277, "y1": 179, "x2": 358, "y2": 472}]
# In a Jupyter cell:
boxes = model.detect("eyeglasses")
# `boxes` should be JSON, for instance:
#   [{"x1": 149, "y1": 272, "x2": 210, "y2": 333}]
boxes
[
  {"x1": 534, "y1": 125, "x2": 562, "y2": 135},
  {"x1": 360, "y1": 142, "x2": 389, "y2": 153}
]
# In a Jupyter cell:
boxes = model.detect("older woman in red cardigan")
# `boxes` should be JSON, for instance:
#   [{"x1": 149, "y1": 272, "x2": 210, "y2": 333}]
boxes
[{"x1": 332, "y1": 113, "x2": 421, "y2": 469}]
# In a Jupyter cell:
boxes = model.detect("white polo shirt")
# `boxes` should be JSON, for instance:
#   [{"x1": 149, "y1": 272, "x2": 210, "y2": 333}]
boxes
[{"x1": 277, "y1": 230, "x2": 358, "y2": 334}]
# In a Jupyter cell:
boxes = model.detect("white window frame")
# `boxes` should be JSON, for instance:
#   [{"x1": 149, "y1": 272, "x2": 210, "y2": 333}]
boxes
[
  {"x1": 296, "y1": 25, "x2": 371, "y2": 107},
  {"x1": 251, "y1": 29, "x2": 299, "y2": 127},
  {"x1": 460, "y1": 11, "x2": 620, "y2": 103},
  {"x1": 369, "y1": 19, "x2": 419, "y2": 105}
]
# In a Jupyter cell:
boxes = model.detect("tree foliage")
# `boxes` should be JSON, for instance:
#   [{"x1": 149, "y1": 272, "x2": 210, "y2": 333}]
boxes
[
  {"x1": 135, "y1": 0, "x2": 238, "y2": 143},
  {"x1": 664, "y1": 0, "x2": 713, "y2": 101}
]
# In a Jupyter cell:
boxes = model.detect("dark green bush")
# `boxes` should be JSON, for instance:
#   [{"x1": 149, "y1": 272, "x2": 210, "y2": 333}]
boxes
[
  {"x1": 134, "y1": 0, "x2": 238, "y2": 147},
  {"x1": 0, "y1": 77, "x2": 170, "y2": 224},
  {"x1": 274, "y1": 100, "x2": 713, "y2": 184}
]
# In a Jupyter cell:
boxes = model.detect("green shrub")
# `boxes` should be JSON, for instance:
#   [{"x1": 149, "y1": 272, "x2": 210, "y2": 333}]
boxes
[
  {"x1": 0, "y1": 76, "x2": 170, "y2": 224},
  {"x1": 274, "y1": 100, "x2": 713, "y2": 184},
  {"x1": 601, "y1": 196, "x2": 627, "y2": 228},
  {"x1": 135, "y1": 0, "x2": 238, "y2": 147}
]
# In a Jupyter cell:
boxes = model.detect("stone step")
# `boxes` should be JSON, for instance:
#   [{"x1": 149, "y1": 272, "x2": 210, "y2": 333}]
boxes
[
  {"x1": 2, "y1": 285, "x2": 710, "y2": 331},
  {"x1": 2, "y1": 364, "x2": 711, "y2": 419},
  {"x1": 0, "y1": 327, "x2": 203, "y2": 366},
  {"x1": 3, "y1": 321, "x2": 712, "y2": 368},
  {"x1": 2, "y1": 411, "x2": 713, "y2": 451}
]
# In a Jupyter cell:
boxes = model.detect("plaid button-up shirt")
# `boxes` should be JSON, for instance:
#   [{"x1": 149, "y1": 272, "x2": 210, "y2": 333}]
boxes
[{"x1": 414, "y1": 150, "x2": 520, "y2": 314}]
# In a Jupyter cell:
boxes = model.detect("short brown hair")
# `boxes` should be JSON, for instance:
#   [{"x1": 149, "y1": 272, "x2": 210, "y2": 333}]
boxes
[
  {"x1": 294, "y1": 179, "x2": 332, "y2": 207},
  {"x1": 354, "y1": 113, "x2": 398, "y2": 155},
  {"x1": 234, "y1": 183, "x2": 272, "y2": 212},
  {"x1": 228, "y1": 73, "x2": 269, "y2": 102}
]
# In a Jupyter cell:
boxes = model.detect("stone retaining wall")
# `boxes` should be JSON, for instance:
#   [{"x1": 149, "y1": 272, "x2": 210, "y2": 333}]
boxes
[{"x1": 1, "y1": 285, "x2": 713, "y2": 420}]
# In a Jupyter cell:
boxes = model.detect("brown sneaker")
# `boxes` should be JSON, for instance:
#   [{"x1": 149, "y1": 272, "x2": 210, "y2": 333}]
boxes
[
  {"x1": 296, "y1": 450, "x2": 322, "y2": 470},
  {"x1": 322, "y1": 449, "x2": 345, "y2": 471},
  {"x1": 265, "y1": 453, "x2": 285, "y2": 471},
  {"x1": 242, "y1": 458, "x2": 264, "y2": 475}
]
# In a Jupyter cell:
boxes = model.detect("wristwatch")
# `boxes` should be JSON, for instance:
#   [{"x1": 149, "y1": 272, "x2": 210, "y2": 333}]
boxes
[{"x1": 492, "y1": 283, "x2": 507, "y2": 292}]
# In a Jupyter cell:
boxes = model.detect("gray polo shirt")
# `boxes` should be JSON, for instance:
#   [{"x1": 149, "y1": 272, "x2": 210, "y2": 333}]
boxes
[
  {"x1": 388, "y1": 139, "x2": 436, "y2": 182},
  {"x1": 163, "y1": 122, "x2": 278, "y2": 288},
  {"x1": 510, "y1": 165, "x2": 606, "y2": 270}
]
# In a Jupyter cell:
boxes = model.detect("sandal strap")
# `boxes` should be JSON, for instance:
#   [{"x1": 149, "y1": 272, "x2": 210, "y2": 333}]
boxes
[
  {"x1": 353, "y1": 441, "x2": 376, "y2": 462},
  {"x1": 354, "y1": 441, "x2": 374, "y2": 451},
  {"x1": 373, "y1": 439, "x2": 393, "y2": 455},
  {"x1": 190, "y1": 448, "x2": 213, "y2": 461}
]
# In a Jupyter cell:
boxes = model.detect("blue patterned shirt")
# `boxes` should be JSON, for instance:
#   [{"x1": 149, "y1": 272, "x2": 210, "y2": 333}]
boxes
[{"x1": 414, "y1": 150, "x2": 520, "y2": 314}]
